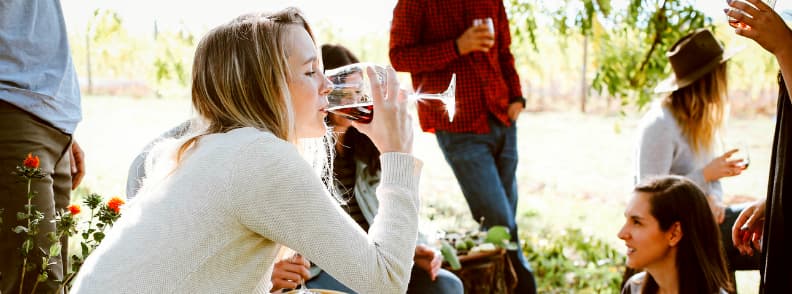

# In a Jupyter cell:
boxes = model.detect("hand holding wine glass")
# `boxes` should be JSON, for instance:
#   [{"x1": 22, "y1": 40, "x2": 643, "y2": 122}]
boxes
[
  {"x1": 703, "y1": 148, "x2": 745, "y2": 181},
  {"x1": 725, "y1": 0, "x2": 792, "y2": 56},
  {"x1": 336, "y1": 65, "x2": 414, "y2": 154}
]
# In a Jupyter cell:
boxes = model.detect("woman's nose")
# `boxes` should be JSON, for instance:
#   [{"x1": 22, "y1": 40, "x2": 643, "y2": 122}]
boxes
[
  {"x1": 617, "y1": 224, "x2": 629, "y2": 240},
  {"x1": 320, "y1": 74, "x2": 333, "y2": 95}
]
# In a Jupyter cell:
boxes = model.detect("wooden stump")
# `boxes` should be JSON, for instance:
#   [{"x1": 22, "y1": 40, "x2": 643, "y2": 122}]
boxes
[{"x1": 443, "y1": 249, "x2": 517, "y2": 294}]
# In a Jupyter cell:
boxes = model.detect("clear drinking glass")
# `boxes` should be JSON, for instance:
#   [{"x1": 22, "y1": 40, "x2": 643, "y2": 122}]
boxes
[
  {"x1": 728, "y1": 0, "x2": 777, "y2": 29},
  {"x1": 734, "y1": 144, "x2": 751, "y2": 169},
  {"x1": 325, "y1": 63, "x2": 457, "y2": 123},
  {"x1": 473, "y1": 17, "x2": 494, "y2": 34}
]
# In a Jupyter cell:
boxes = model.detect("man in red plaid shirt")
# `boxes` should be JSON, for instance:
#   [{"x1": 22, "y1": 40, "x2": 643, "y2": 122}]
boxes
[{"x1": 390, "y1": 1, "x2": 536, "y2": 293}]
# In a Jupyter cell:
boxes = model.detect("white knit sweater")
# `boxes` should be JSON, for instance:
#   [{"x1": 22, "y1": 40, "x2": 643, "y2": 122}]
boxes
[{"x1": 71, "y1": 127, "x2": 422, "y2": 294}]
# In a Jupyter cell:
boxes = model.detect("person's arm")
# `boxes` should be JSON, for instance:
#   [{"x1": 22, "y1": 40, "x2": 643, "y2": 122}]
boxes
[
  {"x1": 726, "y1": 0, "x2": 792, "y2": 98},
  {"x1": 495, "y1": 3, "x2": 524, "y2": 107},
  {"x1": 388, "y1": 0, "x2": 461, "y2": 73},
  {"x1": 70, "y1": 140, "x2": 85, "y2": 189},
  {"x1": 233, "y1": 139, "x2": 421, "y2": 294}
]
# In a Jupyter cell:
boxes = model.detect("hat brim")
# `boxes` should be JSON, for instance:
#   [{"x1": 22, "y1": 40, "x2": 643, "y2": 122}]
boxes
[{"x1": 654, "y1": 46, "x2": 743, "y2": 94}]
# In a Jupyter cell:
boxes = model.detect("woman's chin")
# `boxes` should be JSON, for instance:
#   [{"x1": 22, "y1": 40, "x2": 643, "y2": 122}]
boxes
[{"x1": 625, "y1": 257, "x2": 643, "y2": 269}]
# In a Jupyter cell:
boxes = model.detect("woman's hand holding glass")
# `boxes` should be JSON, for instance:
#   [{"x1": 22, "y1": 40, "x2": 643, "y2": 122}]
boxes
[
  {"x1": 703, "y1": 148, "x2": 746, "y2": 181},
  {"x1": 726, "y1": 0, "x2": 792, "y2": 56},
  {"x1": 346, "y1": 66, "x2": 414, "y2": 154}
]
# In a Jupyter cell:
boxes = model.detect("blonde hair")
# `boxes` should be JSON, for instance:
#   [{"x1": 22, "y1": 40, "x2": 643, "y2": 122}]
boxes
[
  {"x1": 177, "y1": 8, "x2": 315, "y2": 162},
  {"x1": 664, "y1": 63, "x2": 728, "y2": 155},
  {"x1": 170, "y1": 8, "x2": 340, "y2": 200}
]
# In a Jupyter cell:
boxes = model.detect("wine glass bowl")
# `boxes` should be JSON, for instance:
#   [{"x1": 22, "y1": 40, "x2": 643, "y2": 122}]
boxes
[
  {"x1": 324, "y1": 63, "x2": 457, "y2": 123},
  {"x1": 735, "y1": 145, "x2": 751, "y2": 169},
  {"x1": 325, "y1": 63, "x2": 380, "y2": 124}
]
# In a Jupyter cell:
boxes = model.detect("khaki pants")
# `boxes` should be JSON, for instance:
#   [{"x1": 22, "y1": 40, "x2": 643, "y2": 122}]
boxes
[{"x1": 0, "y1": 101, "x2": 72, "y2": 294}]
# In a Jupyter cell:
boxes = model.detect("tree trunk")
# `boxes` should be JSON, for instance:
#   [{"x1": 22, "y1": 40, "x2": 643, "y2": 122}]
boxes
[
  {"x1": 581, "y1": 35, "x2": 589, "y2": 113},
  {"x1": 85, "y1": 34, "x2": 92, "y2": 95}
]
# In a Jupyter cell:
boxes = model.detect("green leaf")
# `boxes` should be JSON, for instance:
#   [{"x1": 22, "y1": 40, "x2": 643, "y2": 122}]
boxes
[
  {"x1": 13, "y1": 225, "x2": 28, "y2": 234},
  {"x1": 485, "y1": 225, "x2": 511, "y2": 245},
  {"x1": 81, "y1": 242, "x2": 90, "y2": 257},
  {"x1": 49, "y1": 243, "x2": 62, "y2": 257},
  {"x1": 93, "y1": 231, "x2": 105, "y2": 243},
  {"x1": 440, "y1": 240, "x2": 461, "y2": 270},
  {"x1": 22, "y1": 239, "x2": 33, "y2": 254}
]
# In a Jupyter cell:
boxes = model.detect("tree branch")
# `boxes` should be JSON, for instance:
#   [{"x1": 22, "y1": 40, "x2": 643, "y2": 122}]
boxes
[{"x1": 631, "y1": 0, "x2": 668, "y2": 86}]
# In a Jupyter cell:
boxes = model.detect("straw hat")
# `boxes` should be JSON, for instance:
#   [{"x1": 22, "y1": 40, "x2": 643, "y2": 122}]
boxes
[{"x1": 654, "y1": 29, "x2": 740, "y2": 93}]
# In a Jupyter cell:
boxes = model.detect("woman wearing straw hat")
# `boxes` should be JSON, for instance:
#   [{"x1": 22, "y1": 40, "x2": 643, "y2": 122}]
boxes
[{"x1": 633, "y1": 28, "x2": 760, "y2": 291}]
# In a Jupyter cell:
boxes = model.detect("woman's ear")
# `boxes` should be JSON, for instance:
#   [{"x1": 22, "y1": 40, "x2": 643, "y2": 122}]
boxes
[{"x1": 667, "y1": 221, "x2": 683, "y2": 247}]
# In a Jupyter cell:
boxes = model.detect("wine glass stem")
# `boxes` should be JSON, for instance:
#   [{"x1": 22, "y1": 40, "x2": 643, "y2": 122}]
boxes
[{"x1": 416, "y1": 93, "x2": 444, "y2": 101}]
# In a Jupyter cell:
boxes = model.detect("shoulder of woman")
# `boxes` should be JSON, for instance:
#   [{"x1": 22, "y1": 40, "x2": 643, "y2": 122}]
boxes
[
  {"x1": 639, "y1": 103, "x2": 677, "y2": 132},
  {"x1": 217, "y1": 127, "x2": 301, "y2": 165}
]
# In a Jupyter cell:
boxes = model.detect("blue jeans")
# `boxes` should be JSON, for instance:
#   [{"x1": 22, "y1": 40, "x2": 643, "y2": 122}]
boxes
[
  {"x1": 435, "y1": 116, "x2": 537, "y2": 294},
  {"x1": 305, "y1": 266, "x2": 463, "y2": 294}
]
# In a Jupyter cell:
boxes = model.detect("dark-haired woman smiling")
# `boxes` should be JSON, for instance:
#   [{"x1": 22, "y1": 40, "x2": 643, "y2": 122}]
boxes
[{"x1": 619, "y1": 175, "x2": 732, "y2": 294}]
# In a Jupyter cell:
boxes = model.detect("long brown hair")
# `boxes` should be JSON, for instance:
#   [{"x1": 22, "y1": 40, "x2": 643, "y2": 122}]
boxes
[
  {"x1": 634, "y1": 176, "x2": 732, "y2": 294},
  {"x1": 177, "y1": 7, "x2": 315, "y2": 162},
  {"x1": 664, "y1": 62, "x2": 728, "y2": 155}
]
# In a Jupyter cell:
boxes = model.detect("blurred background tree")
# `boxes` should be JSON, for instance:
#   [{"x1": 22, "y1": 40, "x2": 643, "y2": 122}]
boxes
[{"x1": 66, "y1": 1, "x2": 785, "y2": 113}]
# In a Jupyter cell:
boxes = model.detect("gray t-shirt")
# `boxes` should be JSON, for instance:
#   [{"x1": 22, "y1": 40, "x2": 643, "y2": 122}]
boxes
[
  {"x1": 634, "y1": 102, "x2": 723, "y2": 199},
  {"x1": 0, "y1": 0, "x2": 81, "y2": 134}
]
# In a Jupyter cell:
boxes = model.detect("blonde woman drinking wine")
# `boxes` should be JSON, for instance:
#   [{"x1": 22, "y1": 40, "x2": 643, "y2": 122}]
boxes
[{"x1": 71, "y1": 7, "x2": 420, "y2": 293}]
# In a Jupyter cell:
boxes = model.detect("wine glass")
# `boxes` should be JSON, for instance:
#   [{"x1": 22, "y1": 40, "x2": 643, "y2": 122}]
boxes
[
  {"x1": 728, "y1": 0, "x2": 777, "y2": 29},
  {"x1": 735, "y1": 144, "x2": 751, "y2": 169},
  {"x1": 324, "y1": 63, "x2": 457, "y2": 123}
]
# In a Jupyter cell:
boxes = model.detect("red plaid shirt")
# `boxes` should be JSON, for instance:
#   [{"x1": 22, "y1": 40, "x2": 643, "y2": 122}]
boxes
[{"x1": 389, "y1": 0, "x2": 523, "y2": 134}]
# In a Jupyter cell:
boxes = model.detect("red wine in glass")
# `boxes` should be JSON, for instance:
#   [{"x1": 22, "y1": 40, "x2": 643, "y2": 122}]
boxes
[{"x1": 327, "y1": 102, "x2": 374, "y2": 124}]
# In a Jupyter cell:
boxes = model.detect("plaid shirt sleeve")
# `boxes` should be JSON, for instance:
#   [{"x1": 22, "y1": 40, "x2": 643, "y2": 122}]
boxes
[
  {"x1": 495, "y1": 2, "x2": 524, "y2": 101},
  {"x1": 389, "y1": 0, "x2": 460, "y2": 74}
]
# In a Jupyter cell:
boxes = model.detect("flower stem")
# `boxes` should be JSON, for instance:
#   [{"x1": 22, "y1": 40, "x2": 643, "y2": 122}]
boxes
[
  {"x1": 18, "y1": 178, "x2": 33, "y2": 294},
  {"x1": 30, "y1": 280, "x2": 40, "y2": 294},
  {"x1": 56, "y1": 272, "x2": 76, "y2": 293},
  {"x1": 18, "y1": 259, "x2": 26, "y2": 294}
]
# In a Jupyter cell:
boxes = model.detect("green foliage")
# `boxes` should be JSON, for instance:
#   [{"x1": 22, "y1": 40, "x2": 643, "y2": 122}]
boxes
[
  {"x1": 153, "y1": 29, "x2": 195, "y2": 94},
  {"x1": 509, "y1": 0, "x2": 713, "y2": 109},
  {"x1": 525, "y1": 227, "x2": 625, "y2": 292}
]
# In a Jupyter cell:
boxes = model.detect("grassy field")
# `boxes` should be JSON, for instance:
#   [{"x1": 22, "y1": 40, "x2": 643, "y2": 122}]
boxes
[{"x1": 73, "y1": 95, "x2": 773, "y2": 292}]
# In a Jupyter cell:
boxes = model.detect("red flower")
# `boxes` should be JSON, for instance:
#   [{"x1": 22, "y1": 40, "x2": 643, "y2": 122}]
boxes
[
  {"x1": 107, "y1": 197, "x2": 125, "y2": 214},
  {"x1": 23, "y1": 153, "x2": 40, "y2": 169},
  {"x1": 68, "y1": 204, "x2": 81, "y2": 215}
]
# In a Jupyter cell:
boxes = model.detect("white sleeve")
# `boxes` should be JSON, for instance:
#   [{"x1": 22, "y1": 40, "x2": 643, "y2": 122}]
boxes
[{"x1": 230, "y1": 137, "x2": 421, "y2": 294}]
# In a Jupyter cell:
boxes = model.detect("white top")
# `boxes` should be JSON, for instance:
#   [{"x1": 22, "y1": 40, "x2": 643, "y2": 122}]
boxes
[
  {"x1": 71, "y1": 127, "x2": 422, "y2": 294},
  {"x1": 634, "y1": 102, "x2": 723, "y2": 199}
]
